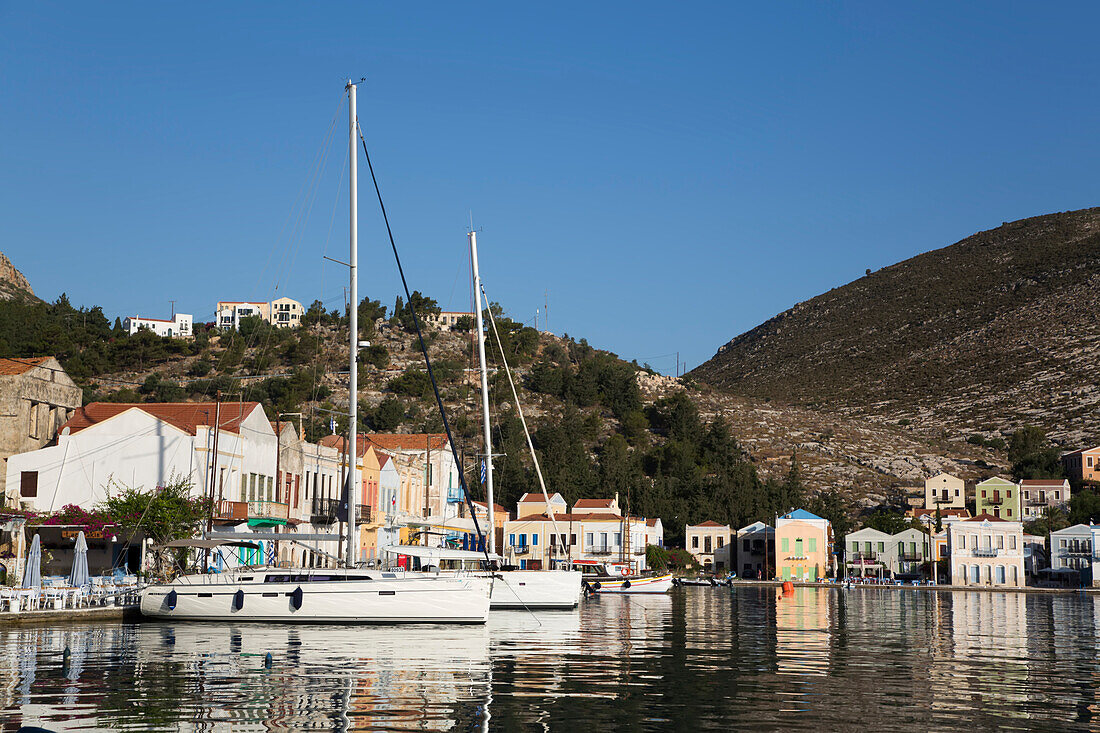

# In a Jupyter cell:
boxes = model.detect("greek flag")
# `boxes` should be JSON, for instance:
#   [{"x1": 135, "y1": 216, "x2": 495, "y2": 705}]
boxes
[{"x1": 480, "y1": 460, "x2": 487, "y2": 483}]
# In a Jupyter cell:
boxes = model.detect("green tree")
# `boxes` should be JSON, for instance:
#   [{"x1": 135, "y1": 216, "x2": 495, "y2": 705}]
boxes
[
  {"x1": 1008, "y1": 426, "x2": 1065, "y2": 480},
  {"x1": 1069, "y1": 488, "x2": 1100, "y2": 525},
  {"x1": 370, "y1": 397, "x2": 406, "y2": 431}
]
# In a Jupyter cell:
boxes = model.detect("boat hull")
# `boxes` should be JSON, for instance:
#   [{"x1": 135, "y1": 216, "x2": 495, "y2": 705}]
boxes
[
  {"x1": 585, "y1": 573, "x2": 673, "y2": 594},
  {"x1": 488, "y1": 570, "x2": 582, "y2": 610},
  {"x1": 140, "y1": 573, "x2": 492, "y2": 624}
]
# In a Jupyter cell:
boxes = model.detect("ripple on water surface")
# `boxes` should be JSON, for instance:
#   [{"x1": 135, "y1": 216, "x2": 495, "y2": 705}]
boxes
[{"x1": 1, "y1": 587, "x2": 1100, "y2": 730}]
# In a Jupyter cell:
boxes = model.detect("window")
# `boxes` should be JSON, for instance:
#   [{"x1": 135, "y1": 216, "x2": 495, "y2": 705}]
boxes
[
  {"x1": 997, "y1": 535, "x2": 1004, "y2": 549},
  {"x1": 1010, "y1": 535, "x2": 1017, "y2": 550},
  {"x1": 1055, "y1": 491, "x2": 1060, "y2": 500},
  {"x1": 570, "y1": 534, "x2": 577, "y2": 546},
  {"x1": 808, "y1": 538, "x2": 817, "y2": 553},
  {"x1": 781, "y1": 537, "x2": 789, "y2": 552},
  {"x1": 1007, "y1": 509, "x2": 1012, "y2": 518},
  {"x1": 744, "y1": 539, "x2": 751, "y2": 552},
  {"x1": 20, "y1": 471, "x2": 37, "y2": 498},
  {"x1": 532, "y1": 533, "x2": 538, "y2": 546},
  {"x1": 955, "y1": 489, "x2": 960, "y2": 497},
  {"x1": 876, "y1": 541, "x2": 884, "y2": 552},
  {"x1": 1061, "y1": 539, "x2": 1067, "y2": 548},
  {"x1": 704, "y1": 536, "x2": 712, "y2": 553},
  {"x1": 1023, "y1": 491, "x2": 1030, "y2": 500},
  {"x1": 851, "y1": 541, "x2": 858, "y2": 553},
  {"x1": 600, "y1": 532, "x2": 608, "y2": 548},
  {"x1": 509, "y1": 534, "x2": 515, "y2": 546},
  {"x1": 549, "y1": 534, "x2": 557, "y2": 546},
  {"x1": 996, "y1": 565, "x2": 1006, "y2": 584},
  {"x1": 692, "y1": 536, "x2": 699, "y2": 549},
  {"x1": 1090, "y1": 457, "x2": 1094, "y2": 467},
  {"x1": 959, "y1": 535, "x2": 966, "y2": 549},
  {"x1": 27, "y1": 402, "x2": 38, "y2": 439},
  {"x1": 585, "y1": 532, "x2": 594, "y2": 546},
  {"x1": 981, "y1": 490, "x2": 987, "y2": 498},
  {"x1": 614, "y1": 532, "x2": 621, "y2": 547},
  {"x1": 717, "y1": 537, "x2": 724, "y2": 548},
  {"x1": 519, "y1": 534, "x2": 527, "y2": 547}
]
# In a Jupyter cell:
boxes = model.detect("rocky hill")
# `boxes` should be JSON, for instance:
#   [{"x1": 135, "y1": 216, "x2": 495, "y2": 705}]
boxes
[
  {"x1": 0, "y1": 252, "x2": 37, "y2": 302},
  {"x1": 691, "y1": 207, "x2": 1100, "y2": 450}
]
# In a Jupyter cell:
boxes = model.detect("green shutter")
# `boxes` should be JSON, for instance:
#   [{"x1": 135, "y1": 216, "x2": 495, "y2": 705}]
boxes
[
  {"x1": 781, "y1": 537, "x2": 789, "y2": 552},
  {"x1": 808, "y1": 538, "x2": 817, "y2": 553}
]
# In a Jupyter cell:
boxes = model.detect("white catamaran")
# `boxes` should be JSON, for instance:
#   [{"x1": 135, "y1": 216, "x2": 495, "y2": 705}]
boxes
[{"x1": 140, "y1": 81, "x2": 492, "y2": 624}]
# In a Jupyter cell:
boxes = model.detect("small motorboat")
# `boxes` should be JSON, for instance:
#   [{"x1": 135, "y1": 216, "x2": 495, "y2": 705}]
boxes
[{"x1": 573, "y1": 560, "x2": 673, "y2": 595}]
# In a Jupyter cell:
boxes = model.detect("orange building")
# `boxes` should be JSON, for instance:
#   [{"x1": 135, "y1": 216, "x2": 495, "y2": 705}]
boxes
[{"x1": 1062, "y1": 446, "x2": 1100, "y2": 484}]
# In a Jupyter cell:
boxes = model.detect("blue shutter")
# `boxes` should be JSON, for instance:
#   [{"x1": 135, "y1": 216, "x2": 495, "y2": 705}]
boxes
[{"x1": 532, "y1": 533, "x2": 539, "y2": 546}]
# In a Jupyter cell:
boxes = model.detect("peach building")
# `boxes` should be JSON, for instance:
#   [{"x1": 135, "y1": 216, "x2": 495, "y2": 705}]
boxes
[{"x1": 775, "y1": 509, "x2": 832, "y2": 582}]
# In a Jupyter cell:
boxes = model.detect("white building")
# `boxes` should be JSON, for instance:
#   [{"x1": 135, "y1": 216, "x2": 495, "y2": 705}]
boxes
[
  {"x1": 216, "y1": 301, "x2": 270, "y2": 331},
  {"x1": 124, "y1": 313, "x2": 192, "y2": 338},
  {"x1": 5, "y1": 401, "x2": 276, "y2": 513},
  {"x1": 430, "y1": 311, "x2": 474, "y2": 331},
  {"x1": 947, "y1": 514, "x2": 1025, "y2": 588}
]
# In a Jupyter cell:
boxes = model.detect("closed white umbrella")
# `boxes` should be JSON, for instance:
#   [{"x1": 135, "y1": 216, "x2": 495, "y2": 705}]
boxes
[
  {"x1": 68, "y1": 531, "x2": 89, "y2": 588},
  {"x1": 21, "y1": 534, "x2": 41, "y2": 589}
]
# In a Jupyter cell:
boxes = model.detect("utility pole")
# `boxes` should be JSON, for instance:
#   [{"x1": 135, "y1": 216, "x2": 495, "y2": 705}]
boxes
[
  {"x1": 169, "y1": 300, "x2": 177, "y2": 319},
  {"x1": 544, "y1": 290, "x2": 549, "y2": 332},
  {"x1": 676, "y1": 352, "x2": 679, "y2": 378}
]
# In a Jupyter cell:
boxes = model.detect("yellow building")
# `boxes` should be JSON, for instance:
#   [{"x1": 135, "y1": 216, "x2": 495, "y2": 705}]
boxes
[{"x1": 774, "y1": 509, "x2": 832, "y2": 581}]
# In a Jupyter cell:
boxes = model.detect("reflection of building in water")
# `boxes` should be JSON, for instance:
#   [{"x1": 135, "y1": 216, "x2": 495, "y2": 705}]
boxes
[
  {"x1": 774, "y1": 587, "x2": 831, "y2": 677},
  {"x1": 945, "y1": 591, "x2": 1031, "y2": 713}
]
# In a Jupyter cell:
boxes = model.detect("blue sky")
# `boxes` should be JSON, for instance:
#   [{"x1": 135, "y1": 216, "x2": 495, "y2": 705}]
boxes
[{"x1": 2, "y1": 3, "x2": 1098, "y2": 374}]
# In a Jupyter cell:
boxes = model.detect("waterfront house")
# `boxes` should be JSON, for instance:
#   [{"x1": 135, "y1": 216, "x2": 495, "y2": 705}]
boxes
[
  {"x1": 1061, "y1": 446, "x2": 1100, "y2": 484},
  {"x1": 845, "y1": 527, "x2": 892, "y2": 578},
  {"x1": 735, "y1": 521, "x2": 774, "y2": 579},
  {"x1": 0, "y1": 357, "x2": 81, "y2": 509},
  {"x1": 1020, "y1": 478, "x2": 1071, "y2": 521},
  {"x1": 685, "y1": 520, "x2": 732, "y2": 573},
  {"x1": 775, "y1": 509, "x2": 832, "y2": 582},
  {"x1": 1022, "y1": 533, "x2": 1046, "y2": 579},
  {"x1": 1049, "y1": 524, "x2": 1092, "y2": 585},
  {"x1": 947, "y1": 514, "x2": 1025, "y2": 587},
  {"x1": 924, "y1": 472, "x2": 966, "y2": 511},
  {"x1": 974, "y1": 477, "x2": 1021, "y2": 520},
  {"x1": 893, "y1": 527, "x2": 931, "y2": 579},
  {"x1": 572, "y1": 496, "x2": 620, "y2": 515},
  {"x1": 124, "y1": 313, "x2": 193, "y2": 338}
]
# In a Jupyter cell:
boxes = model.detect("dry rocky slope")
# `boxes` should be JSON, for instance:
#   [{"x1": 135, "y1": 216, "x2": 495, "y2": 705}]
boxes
[
  {"x1": 692, "y1": 207, "x2": 1100, "y2": 454},
  {"x1": 0, "y1": 252, "x2": 36, "y2": 302}
]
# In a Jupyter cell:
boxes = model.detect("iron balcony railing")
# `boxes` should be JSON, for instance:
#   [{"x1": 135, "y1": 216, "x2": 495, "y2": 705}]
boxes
[
  {"x1": 589, "y1": 546, "x2": 613, "y2": 556},
  {"x1": 311, "y1": 497, "x2": 339, "y2": 525},
  {"x1": 512, "y1": 545, "x2": 530, "y2": 555},
  {"x1": 848, "y1": 552, "x2": 879, "y2": 564},
  {"x1": 973, "y1": 547, "x2": 999, "y2": 557},
  {"x1": 634, "y1": 548, "x2": 647, "y2": 556},
  {"x1": 1065, "y1": 544, "x2": 1092, "y2": 557},
  {"x1": 985, "y1": 494, "x2": 1004, "y2": 506},
  {"x1": 898, "y1": 551, "x2": 924, "y2": 561}
]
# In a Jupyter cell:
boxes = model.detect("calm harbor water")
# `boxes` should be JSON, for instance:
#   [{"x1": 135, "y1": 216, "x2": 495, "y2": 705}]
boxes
[{"x1": 2, "y1": 586, "x2": 1100, "y2": 730}]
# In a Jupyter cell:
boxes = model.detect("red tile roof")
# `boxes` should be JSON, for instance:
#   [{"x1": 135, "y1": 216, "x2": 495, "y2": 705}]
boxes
[
  {"x1": 690, "y1": 520, "x2": 727, "y2": 528},
  {"x1": 0, "y1": 357, "x2": 51, "y2": 376},
  {"x1": 573, "y1": 498, "x2": 615, "y2": 509},
  {"x1": 518, "y1": 492, "x2": 565, "y2": 503},
  {"x1": 965, "y1": 513, "x2": 1008, "y2": 522},
  {"x1": 512, "y1": 512, "x2": 623, "y2": 522},
  {"x1": 472, "y1": 500, "x2": 509, "y2": 515},
  {"x1": 61, "y1": 402, "x2": 261, "y2": 436},
  {"x1": 363, "y1": 433, "x2": 448, "y2": 452},
  {"x1": 377, "y1": 454, "x2": 391, "y2": 469},
  {"x1": 318, "y1": 434, "x2": 373, "y2": 457}
]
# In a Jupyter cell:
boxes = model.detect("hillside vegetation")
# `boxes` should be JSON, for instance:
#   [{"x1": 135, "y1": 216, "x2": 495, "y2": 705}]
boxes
[{"x1": 692, "y1": 208, "x2": 1100, "y2": 448}]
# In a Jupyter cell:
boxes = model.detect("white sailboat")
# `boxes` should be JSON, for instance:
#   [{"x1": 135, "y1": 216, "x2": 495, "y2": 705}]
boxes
[
  {"x1": 140, "y1": 81, "x2": 492, "y2": 624},
  {"x1": 379, "y1": 231, "x2": 582, "y2": 611}
]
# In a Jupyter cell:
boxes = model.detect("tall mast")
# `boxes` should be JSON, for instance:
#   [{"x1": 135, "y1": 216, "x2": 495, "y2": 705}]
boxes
[
  {"x1": 346, "y1": 80, "x2": 359, "y2": 567},
  {"x1": 469, "y1": 231, "x2": 495, "y2": 554}
]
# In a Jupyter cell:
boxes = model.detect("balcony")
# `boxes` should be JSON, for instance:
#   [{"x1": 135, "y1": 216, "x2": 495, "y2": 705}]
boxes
[
  {"x1": 847, "y1": 552, "x2": 879, "y2": 565},
  {"x1": 973, "y1": 547, "x2": 999, "y2": 557},
  {"x1": 589, "y1": 546, "x2": 613, "y2": 556},
  {"x1": 1065, "y1": 544, "x2": 1092, "y2": 557},
  {"x1": 634, "y1": 548, "x2": 647, "y2": 556},
  {"x1": 311, "y1": 497, "x2": 339, "y2": 525},
  {"x1": 247, "y1": 500, "x2": 289, "y2": 527},
  {"x1": 985, "y1": 494, "x2": 1004, "y2": 506},
  {"x1": 898, "y1": 551, "x2": 925, "y2": 562},
  {"x1": 213, "y1": 500, "x2": 248, "y2": 523},
  {"x1": 447, "y1": 488, "x2": 464, "y2": 503},
  {"x1": 512, "y1": 545, "x2": 530, "y2": 556}
]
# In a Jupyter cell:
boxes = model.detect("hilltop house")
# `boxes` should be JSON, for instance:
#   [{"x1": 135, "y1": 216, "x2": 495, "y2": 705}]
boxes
[
  {"x1": 216, "y1": 298, "x2": 305, "y2": 331},
  {"x1": 0, "y1": 357, "x2": 82, "y2": 508},
  {"x1": 775, "y1": 509, "x2": 832, "y2": 582},
  {"x1": 1020, "y1": 478, "x2": 1071, "y2": 521},
  {"x1": 124, "y1": 313, "x2": 193, "y2": 339},
  {"x1": 1062, "y1": 446, "x2": 1100, "y2": 484},
  {"x1": 974, "y1": 477, "x2": 1021, "y2": 520},
  {"x1": 924, "y1": 472, "x2": 966, "y2": 511}
]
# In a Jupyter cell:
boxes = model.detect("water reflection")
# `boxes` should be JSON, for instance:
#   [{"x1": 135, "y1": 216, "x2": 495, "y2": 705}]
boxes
[{"x1": 2, "y1": 589, "x2": 1100, "y2": 730}]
